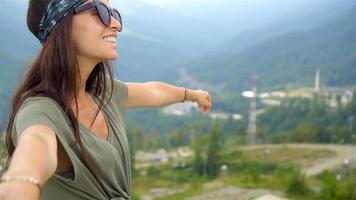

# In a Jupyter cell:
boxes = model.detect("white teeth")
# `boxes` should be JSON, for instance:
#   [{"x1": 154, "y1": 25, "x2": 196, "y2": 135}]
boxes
[{"x1": 103, "y1": 36, "x2": 116, "y2": 43}]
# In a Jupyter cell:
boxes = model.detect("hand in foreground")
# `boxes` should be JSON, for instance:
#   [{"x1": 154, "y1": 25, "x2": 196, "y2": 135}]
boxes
[
  {"x1": 190, "y1": 90, "x2": 212, "y2": 113},
  {"x1": 0, "y1": 181, "x2": 40, "y2": 200}
]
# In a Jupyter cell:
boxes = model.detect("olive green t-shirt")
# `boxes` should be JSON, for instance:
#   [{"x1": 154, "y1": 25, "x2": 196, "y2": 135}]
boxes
[{"x1": 11, "y1": 79, "x2": 131, "y2": 200}]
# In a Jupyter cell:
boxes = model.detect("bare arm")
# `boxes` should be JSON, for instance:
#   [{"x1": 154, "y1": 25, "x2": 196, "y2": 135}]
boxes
[
  {"x1": 126, "y1": 81, "x2": 212, "y2": 112},
  {"x1": 0, "y1": 125, "x2": 58, "y2": 200}
]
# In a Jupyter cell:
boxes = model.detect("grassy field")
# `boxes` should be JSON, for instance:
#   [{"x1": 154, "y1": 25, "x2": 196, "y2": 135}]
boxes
[{"x1": 132, "y1": 146, "x2": 344, "y2": 200}]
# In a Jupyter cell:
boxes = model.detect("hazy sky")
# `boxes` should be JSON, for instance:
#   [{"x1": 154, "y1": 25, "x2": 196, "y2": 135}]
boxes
[
  {"x1": 112, "y1": 0, "x2": 316, "y2": 20},
  {"x1": 116, "y1": 0, "x2": 310, "y2": 9},
  {"x1": 142, "y1": 0, "x2": 235, "y2": 7},
  {"x1": 139, "y1": 0, "x2": 289, "y2": 7},
  {"x1": 112, "y1": 0, "x2": 319, "y2": 32}
]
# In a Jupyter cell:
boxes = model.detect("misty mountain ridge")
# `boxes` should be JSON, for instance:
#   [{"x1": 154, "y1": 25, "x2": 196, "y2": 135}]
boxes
[
  {"x1": 182, "y1": 5, "x2": 356, "y2": 93},
  {"x1": 1, "y1": 1, "x2": 356, "y2": 94},
  {"x1": 0, "y1": 0, "x2": 356, "y2": 131},
  {"x1": 215, "y1": 1, "x2": 356, "y2": 56}
]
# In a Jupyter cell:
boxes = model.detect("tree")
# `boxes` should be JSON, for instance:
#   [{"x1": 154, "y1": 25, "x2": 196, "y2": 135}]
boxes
[
  {"x1": 143, "y1": 128, "x2": 165, "y2": 150},
  {"x1": 206, "y1": 123, "x2": 224, "y2": 178},
  {"x1": 191, "y1": 134, "x2": 208, "y2": 176},
  {"x1": 168, "y1": 129, "x2": 188, "y2": 148},
  {"x1": 127, "y1": 124, "x2": 144, "y2": 171}
]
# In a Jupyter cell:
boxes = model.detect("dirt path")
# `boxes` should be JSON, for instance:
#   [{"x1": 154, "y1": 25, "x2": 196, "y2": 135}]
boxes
[
  {"x1": 186, "y1": 186, "x2": 287, "y2": 200},
  {"x1": 239, "y1": 144, "x2": 356, "y2": 177},
  {"x1": 142, "y1": 144, "x2": 356, "y2": 200}
]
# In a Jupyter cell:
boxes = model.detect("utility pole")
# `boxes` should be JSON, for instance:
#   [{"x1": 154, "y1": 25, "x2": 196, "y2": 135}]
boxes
[
  {"x1": 247, "y1": 74, "x2": 258, "y2": 145},
  {"x1": 314, "y1": 68, "x2": 320, "y2": 92}
]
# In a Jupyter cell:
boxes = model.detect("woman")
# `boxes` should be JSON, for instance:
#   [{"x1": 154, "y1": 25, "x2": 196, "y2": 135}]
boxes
[{"x1": 0, "y1": 0, "x2": 211, "y2": 199}]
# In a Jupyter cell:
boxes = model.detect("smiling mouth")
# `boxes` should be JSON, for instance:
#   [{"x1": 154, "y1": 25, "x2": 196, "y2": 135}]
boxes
[{"x1": 103, "y1": 36, "x2": 116, "y2": 44}]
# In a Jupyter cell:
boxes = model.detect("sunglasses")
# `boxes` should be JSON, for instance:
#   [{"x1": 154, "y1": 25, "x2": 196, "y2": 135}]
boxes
[{"x1": 74, "y1": 0, "x2": 122, "y2": 32}]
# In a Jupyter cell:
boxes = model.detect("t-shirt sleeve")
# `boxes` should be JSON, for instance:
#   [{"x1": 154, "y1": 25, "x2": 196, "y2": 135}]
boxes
[
  {"x1": 12, "y1": 98, "x2": 58, "y2": 146},
  {"x1": 112, "y1": 78, "x2": 128, "y2": 108}
]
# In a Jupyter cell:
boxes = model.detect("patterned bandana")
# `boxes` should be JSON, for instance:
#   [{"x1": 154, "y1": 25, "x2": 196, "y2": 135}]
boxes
[{"x1": 37, "y1": 0, "x2": 87, "y2": 43}]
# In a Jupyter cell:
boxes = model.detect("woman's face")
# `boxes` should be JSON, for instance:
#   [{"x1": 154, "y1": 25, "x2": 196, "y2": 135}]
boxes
[{"x1": 71, "y1": 0, "x2": 121, "y2": 63}]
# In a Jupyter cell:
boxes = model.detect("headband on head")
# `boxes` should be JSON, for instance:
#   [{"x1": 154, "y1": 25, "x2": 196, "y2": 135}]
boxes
[{"x1": 37, "y1": 0, "x2": 87, "y2": 43}]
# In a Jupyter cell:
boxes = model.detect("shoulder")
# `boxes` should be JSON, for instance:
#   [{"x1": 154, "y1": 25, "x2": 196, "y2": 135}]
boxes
[
  {"x1": 16, "y1": 96, "x2": 65, "y2": 122},
  {"x1": 113, "y1": 78, "x2": 128, "y2": 96},
  {"x1": 20, "y1": 96, "x2": 60, "y2": 111},
  {"x1": 12, "y1": 96, "x2": 64, "y2": 145},
  {"x1": 104, "y1": 77, "x2": 128, "y2": 106},
  {"x1": 17, "y1": 96, "x2": 64, "y2": 120}
]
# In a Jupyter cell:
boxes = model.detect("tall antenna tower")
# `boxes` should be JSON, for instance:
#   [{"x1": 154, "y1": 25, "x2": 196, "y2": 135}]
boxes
[
  {"x1": 314, "y1": 68, "x2": 320, "y2": 92},
  {"x1": 247, "y1": 74, "x2": 258, "y2": 145}
]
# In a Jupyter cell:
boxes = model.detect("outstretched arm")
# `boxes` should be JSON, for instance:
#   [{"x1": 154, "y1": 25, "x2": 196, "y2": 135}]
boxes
[
  {"x1": 126, "y1": 81, "x2": 212, "y2": 112},
  {"x1": 0, "y1": 125, "x2": 58, "y2": 200}
]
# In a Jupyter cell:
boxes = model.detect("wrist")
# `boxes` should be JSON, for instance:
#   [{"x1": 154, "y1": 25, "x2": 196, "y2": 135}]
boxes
[
  {"x1": 1, "y1": 174, "x2": 42, "y2": 195},
  {"x1": 182, "y1": 88, "x2": 188, "y2": 102},
  {"x1": 188, "y1": 89, "x2": 198, "y2": 102},
  {"x1": 182, "y1": 88, "x2": 195, "y2": 102},
  {"x1": 0, "y1": 180, "x2": 41, "y2": 199}
]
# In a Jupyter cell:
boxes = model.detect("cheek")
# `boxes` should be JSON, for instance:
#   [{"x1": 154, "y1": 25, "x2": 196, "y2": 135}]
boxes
[
  {"x1": 72, "y1": 20, "x2": 103, "y2": 55},
  {"x1": 73, "y1": 30, "x2": 92, "y2": 50}
]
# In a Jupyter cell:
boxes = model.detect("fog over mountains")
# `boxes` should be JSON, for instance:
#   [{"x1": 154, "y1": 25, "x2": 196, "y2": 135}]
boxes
[
  {"x1": 186, "y1": 7, "x2": 356, "y2": 92},
  {"x1": 0, "y1": 0, "x2": 356, "y2": 94}
]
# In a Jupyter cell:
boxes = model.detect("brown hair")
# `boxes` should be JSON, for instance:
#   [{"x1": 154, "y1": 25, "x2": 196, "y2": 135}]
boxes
[{"x1": 5, "y1": 0, "x2": 114, "y2": 182}]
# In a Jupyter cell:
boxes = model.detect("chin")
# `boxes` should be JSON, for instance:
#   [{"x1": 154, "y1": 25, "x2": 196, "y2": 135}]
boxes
[
  {"x1": 103, "y1": 53, "x2": 118, "y2": 61},
  {"x1": 108, "y1": 55, "x2": 118, "y2": 60}
]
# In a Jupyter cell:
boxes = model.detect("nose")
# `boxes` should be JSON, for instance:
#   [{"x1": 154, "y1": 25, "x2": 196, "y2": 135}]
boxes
[{"x1": 110, "y1": 16, "x2": 122, "y2": 32}]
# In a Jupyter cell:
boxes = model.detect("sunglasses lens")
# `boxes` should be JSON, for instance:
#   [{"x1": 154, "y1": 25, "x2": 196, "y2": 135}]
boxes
[
  {"x1": 98, "y1": 4, "x2": 111, "y2": 26},
  {"x1": 112, "y1": 10, "x2": 121, "y2": 23},
  {"x1": 112, "y1": 10, "x2": 122, "y2": 31}
]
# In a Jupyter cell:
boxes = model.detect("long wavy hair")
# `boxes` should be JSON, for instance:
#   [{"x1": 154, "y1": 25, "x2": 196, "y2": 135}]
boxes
[{"x1": 5, "y1": 0, "x2": 114, "y2": 182}]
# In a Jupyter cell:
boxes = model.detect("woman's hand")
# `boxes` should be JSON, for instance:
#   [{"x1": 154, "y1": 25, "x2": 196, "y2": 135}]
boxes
[
  {"x1": 0, "y1": 181, "x2": 40, "y2": 200},
  {"x1": 189, "y1": 89, "x2": 212, "y2": 113}
]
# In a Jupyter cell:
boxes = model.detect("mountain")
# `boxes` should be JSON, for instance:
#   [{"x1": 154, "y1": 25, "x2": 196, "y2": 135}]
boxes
[
  {"x1": 183, "y1": 6, "x2": 356, "y2": 93},
  {"x1": 0, "y1": 1, "x2": 39, "y2": 58},
  {"x1": 216, "y1": 0, "x2": 356, "y2": 56},
  {"x1": 116, "y1": 34, "x2": 184, "y2": 82},
  {"x1": 0, "y1": 1, "x2": 186, "y2": 84},
  {"x1": 1, "y1": 0, "x2": 356, "y2": 131},
  {"x1": 2, "y1": 0, "x2": 355, "y2": 85},
  {"x1": 115, "y1": 1, "x2": 221, "y2": 58}
]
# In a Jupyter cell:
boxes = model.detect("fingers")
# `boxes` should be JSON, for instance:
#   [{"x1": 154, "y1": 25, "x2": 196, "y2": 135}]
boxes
[
  {"x1": 206, "y1": 94, "x2": 211, "y2": 102},
  {"x1": 203, "y1": 104, "x2": 211, "y2": 112},
  {"x1": 192, "y1": 89, "x2": 212, "y2": 113},
  {"x1": 198, "y1": 101, "x2": 211, "y2": 113},
  {"x1": 201, "y1": 91, "x2": 212, "y2": 113}
]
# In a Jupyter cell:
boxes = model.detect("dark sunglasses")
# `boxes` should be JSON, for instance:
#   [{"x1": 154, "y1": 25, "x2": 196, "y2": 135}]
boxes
[{"x1": 74, "y1": 0, "x2": 122, "y2": 32}]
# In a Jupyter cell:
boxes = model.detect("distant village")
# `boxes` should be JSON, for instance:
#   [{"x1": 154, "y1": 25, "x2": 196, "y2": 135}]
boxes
[
  {"x1": 163, "y1": 69, "x2": 354, "y2": 120},
  {"x1": 136, "y1": 79, "x2": 355, "y2": 168},
  {"x1": 135, "y1": 147, "x2": 194, "y2": 171}
]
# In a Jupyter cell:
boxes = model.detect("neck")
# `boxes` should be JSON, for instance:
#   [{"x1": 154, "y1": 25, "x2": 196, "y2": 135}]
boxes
[{"x1": 75, "y1": 55, "x2": 101, "y2": 102}]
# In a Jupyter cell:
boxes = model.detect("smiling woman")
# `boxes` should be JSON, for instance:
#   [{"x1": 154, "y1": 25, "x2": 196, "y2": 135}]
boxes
[{"x1": 0, "y1": 0, "x2": 211, "y2": 199}]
